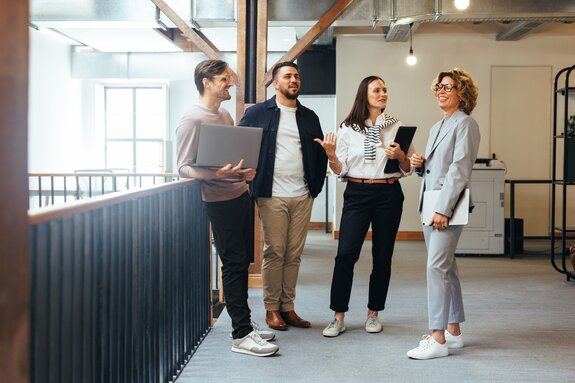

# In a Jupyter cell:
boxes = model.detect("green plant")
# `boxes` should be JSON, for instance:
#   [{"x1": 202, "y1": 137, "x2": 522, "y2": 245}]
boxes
[{"x1": 568, "y1": 115, "x2": 575, "y2": 138}]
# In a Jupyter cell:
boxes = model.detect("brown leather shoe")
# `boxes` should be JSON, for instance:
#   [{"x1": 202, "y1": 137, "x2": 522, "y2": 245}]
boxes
[
  {"x1": 266, "y1": 310, "x2": 287, "y2": 330},
  {"x1": 280, "y1": 310, "x2": 312, "y2": 328}
]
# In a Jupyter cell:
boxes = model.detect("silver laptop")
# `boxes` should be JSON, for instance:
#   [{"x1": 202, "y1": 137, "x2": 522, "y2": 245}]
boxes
[
  {"x1": 421, "y1": 189, "x2": 470, "y2": 226},
  {"x1": 194, "y1": 123, "x2": 263, "y2": 168}
]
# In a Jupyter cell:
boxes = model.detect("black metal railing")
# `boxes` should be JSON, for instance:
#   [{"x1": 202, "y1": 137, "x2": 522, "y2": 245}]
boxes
[
  {"x1": 29, "y1": 180, "x2": 211, "y2": 383},
  {"x1": 28, "y1": 172, "x2": 180, "y2": 209}
]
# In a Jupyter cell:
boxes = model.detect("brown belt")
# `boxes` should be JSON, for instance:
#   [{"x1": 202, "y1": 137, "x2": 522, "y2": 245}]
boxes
[{"x1": 347, "y1": 177, "x2": 398, "y2": 184}]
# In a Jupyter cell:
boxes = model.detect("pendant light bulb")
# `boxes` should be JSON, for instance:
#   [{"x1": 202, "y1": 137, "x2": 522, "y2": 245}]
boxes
[
  {"x1": 406, "y1": 23, "x2": 417, "y2": 66},
  {"x1": 406, "y1": 49, "x2": 417, "y2": 66},
  {"x1": 454, "y1": 0, "x2": 470, "y2": 10}
]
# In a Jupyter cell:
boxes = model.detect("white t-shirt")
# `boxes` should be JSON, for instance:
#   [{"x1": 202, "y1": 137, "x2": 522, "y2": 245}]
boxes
[{"x1": 272, "y1": 103, "x2": 308, "y2": 197}]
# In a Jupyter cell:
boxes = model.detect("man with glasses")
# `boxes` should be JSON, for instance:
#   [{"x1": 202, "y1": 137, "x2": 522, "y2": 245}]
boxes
[{"x1": 176, "y1": 59, "x2": 278, "y2": 357}]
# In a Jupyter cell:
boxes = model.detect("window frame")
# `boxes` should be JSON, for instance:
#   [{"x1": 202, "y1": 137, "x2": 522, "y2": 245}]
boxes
[{"x1": 103, "y1": 84, "x2": 168, "y2": 174}]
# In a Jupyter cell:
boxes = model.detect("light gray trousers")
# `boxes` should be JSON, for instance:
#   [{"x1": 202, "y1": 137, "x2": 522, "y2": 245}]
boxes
[{"x1": 423, "y1": 225, "x2": 466, "y2": 330}]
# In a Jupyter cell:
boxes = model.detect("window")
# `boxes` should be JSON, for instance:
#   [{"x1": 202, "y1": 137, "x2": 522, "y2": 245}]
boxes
[{"x1": 104, "y1": 85, "x2": 167, "y2": 173}]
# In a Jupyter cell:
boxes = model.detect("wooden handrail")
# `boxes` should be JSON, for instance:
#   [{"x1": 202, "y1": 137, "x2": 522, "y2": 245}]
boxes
[{"x1": 28, "y1": 178, "x2": 197, "y2": 226}]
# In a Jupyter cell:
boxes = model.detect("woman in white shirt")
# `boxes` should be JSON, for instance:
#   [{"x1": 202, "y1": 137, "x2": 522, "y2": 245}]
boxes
[{"x1": 315, "y1": 75, "x2": 414, "y2": 337}]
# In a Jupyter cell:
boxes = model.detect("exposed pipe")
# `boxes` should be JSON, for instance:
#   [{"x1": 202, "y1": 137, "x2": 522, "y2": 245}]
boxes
[
  {"x1": 434, "y1": 0, "x2": 442, "y2": 22},
  {"x1": 371, "y1": 0, "x2": 380, "y2": 29}
]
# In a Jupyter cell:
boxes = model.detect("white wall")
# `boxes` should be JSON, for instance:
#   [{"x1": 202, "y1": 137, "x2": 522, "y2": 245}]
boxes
[
  {"x1": 28, "y1": 24, "x2": 575, "y2": 234},
  {"x1": 28, "y1": 29, "x2": 83, "y2": 172},
  {"x1": 335, "y1": 25, "x2": 575, "y2": 234},
  {"x1": 299, "y1": 95, "x2": 336, "y2": 224}
]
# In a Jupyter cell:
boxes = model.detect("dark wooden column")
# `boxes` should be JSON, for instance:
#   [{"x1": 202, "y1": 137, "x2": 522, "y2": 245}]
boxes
[{"x1": 0, "y1": 0, "x2": 30, "y2": 382}]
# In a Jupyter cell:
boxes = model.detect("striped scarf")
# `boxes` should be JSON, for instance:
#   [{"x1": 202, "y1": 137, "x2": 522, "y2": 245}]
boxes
[{"x1": 363, "y1": 114, "x2": 398, "y2": 163}]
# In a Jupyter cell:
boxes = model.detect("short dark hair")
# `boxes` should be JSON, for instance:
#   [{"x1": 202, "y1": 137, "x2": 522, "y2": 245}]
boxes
[
  {"x1": 194, "y1": 60, "x2": 229, "y2": 95},
  {"x1": 271, "y1": 61, "x2": 299, "y2": 80}
]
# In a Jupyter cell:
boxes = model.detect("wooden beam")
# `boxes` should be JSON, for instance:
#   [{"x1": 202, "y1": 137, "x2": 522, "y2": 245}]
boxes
[
  {"x1": 236, "y1": 0, "x2": 247, "y2": 122},
  {"x1": 150, "y1": 0, "x2": 222, "y2": 60},
  {"x1": 255, "y1": 0, "x2": 268, "y2": 103},
  {"x1": 264, "y1": 0, "x2": 357, "y2": 86},
  {"x1": 0, "y1": 0, "x2": 30, "y2": 381},
  {"x1": 153, "y1": 28, "x2": 202, "y2": 52}
]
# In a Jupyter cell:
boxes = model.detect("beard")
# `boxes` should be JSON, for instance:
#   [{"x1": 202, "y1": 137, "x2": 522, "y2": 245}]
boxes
[
  {"x1": 218, "y1": 88, "x2": 231, "y2": 101},
  {"x1": 281, "y1": 87, "x2": 299, "y2": 100}
]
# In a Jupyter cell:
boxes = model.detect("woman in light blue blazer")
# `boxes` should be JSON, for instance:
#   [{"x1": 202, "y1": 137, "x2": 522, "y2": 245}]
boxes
[{"x1": 407, "y1": 68, "x2": 480, "y2": 360}]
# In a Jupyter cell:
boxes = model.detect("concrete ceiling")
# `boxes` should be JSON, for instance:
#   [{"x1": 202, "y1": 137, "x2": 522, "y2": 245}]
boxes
[{"x1": 30, "y1": 0, "x2": 575, "y2": 52}]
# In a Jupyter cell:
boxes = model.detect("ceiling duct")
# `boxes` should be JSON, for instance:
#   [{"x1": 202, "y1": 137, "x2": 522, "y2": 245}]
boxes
[
  {"x1": 386, "y1": 22, "x2": 419, "y2": 42},
  {"x1": 31, "y1": 0, "x2": 575, "y2": 28},
  {"x1": 192, "y1": 0, "x2": 235, "y2": 26},
  {"x1": 496, "y1": 21, "x2": 544, "y2": 41},
  {"x1": 268, "y1": 0, "x2": 575, "y2": 28}
]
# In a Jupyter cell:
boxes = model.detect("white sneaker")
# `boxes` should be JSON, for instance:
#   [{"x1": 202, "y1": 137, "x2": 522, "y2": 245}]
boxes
[
  {"x1": 365, "y1": 314, "x2": 383, "y2": 333},
  {"x1": 322, "y1": 319, "x2": 346, "y2": 337},
  {"x1": 231, "y1": 330, "x2": 279, "y2": 357},
  {"x1": 229, "y1": 321, "x2": 276, "y2": 341},
  {"x1": 407, "y1": 335, "x2": 449, "y2": 360},
  {"x1": 445, "y1": 331, "x2": 464, "y2": 349},
  {"x1": 251, "y1": 320, "x2": 276, "y2": 341}
]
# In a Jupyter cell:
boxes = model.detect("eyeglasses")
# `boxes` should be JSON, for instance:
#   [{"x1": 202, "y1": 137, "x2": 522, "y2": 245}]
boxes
[{"x1": 435, "y1": 83, "x2": 455, "y2": 92}]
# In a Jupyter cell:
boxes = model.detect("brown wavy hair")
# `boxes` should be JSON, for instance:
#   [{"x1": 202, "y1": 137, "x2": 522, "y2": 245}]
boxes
[
  {"x1": 342, "y1": 75, "x2": 385, "y2": 133},
  {"x1": 431, "y1": 68, "x2": 478, "y2": 115}
]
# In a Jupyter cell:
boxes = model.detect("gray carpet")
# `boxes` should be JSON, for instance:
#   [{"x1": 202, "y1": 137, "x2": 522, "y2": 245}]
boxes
[{"x1": 176, "y1": 232, "x2": 575, "y2": 383}]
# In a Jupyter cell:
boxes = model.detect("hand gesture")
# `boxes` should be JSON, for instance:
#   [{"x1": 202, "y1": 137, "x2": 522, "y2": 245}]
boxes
[{"x1": 314, "y1": 132, "x2": 337, "y2": 158}]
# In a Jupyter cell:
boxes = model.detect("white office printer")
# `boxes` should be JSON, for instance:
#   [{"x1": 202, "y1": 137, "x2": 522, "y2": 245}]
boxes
[{"x1": 456, "y1": 158, "x2": 506, "y2": 255}]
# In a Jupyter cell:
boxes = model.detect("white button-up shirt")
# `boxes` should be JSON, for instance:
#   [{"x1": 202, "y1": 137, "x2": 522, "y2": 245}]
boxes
[{"x1": 336, "y1": 113, "x2": 415, "y2": 179}]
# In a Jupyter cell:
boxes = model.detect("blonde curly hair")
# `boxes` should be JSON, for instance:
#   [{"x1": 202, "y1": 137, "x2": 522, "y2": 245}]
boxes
[{"x1": 431, "y1": 68, "x2": 478, "y2": 115}]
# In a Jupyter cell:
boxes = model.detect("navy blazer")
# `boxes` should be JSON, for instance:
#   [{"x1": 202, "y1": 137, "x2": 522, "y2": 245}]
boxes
[{"x1": 239, "y1": 96, "x2": 328, "y2": 199}]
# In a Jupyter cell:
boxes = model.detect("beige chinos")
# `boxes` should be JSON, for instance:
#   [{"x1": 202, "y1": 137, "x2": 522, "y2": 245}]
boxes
[{"x1": 257, "y1": 194, "x2": 313, "y2": 312}]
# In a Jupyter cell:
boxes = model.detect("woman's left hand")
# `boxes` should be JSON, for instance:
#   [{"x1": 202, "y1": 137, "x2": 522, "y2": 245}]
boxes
[
  {"x1": 429, "y1": 212, "x2": 449, "y2": 230},
  {"x1": 385, "y1": 142, "x2": 406, "y2": 161}
]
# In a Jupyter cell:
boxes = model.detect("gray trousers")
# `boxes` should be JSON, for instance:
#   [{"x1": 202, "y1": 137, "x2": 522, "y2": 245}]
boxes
[{"x1": 423, "y1": 225, "x2": 466, "y2": 330}]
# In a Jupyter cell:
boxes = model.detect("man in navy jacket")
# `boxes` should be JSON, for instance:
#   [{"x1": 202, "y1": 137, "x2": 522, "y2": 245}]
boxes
[{"x1": 239, "y1": 61, "x2": 328, "y2": 330}]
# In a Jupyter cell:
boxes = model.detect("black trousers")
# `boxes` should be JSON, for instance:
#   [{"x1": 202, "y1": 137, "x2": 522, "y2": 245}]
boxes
[
  {"x1": 330, "y1": 181, "x2": 404, "y2": 313},
  {"x1": 205, "y1": 192, "x2": 253, "y2": 339}
]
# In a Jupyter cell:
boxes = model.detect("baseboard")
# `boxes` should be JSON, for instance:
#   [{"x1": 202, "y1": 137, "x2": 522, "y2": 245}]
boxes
[
  {"x1": 248, "y1": 274, "x2": 262, "y2": 288},
  {"x1": 308, "y1": 221, "x2": 332, "y2": 231},
  {"x1": 331, "y1": 230, "x2": 424, "y2": 241}
]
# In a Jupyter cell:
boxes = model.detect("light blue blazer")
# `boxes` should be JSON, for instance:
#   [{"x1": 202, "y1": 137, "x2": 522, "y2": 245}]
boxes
[{"x1": 417, "y1": 110, "x2": 481, "y2": 218}]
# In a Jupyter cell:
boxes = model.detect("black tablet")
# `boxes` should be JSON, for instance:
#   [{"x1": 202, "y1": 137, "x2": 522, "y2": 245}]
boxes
[{"x1": 384, "y1": 126, "x2": 417, "y2": 173}]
